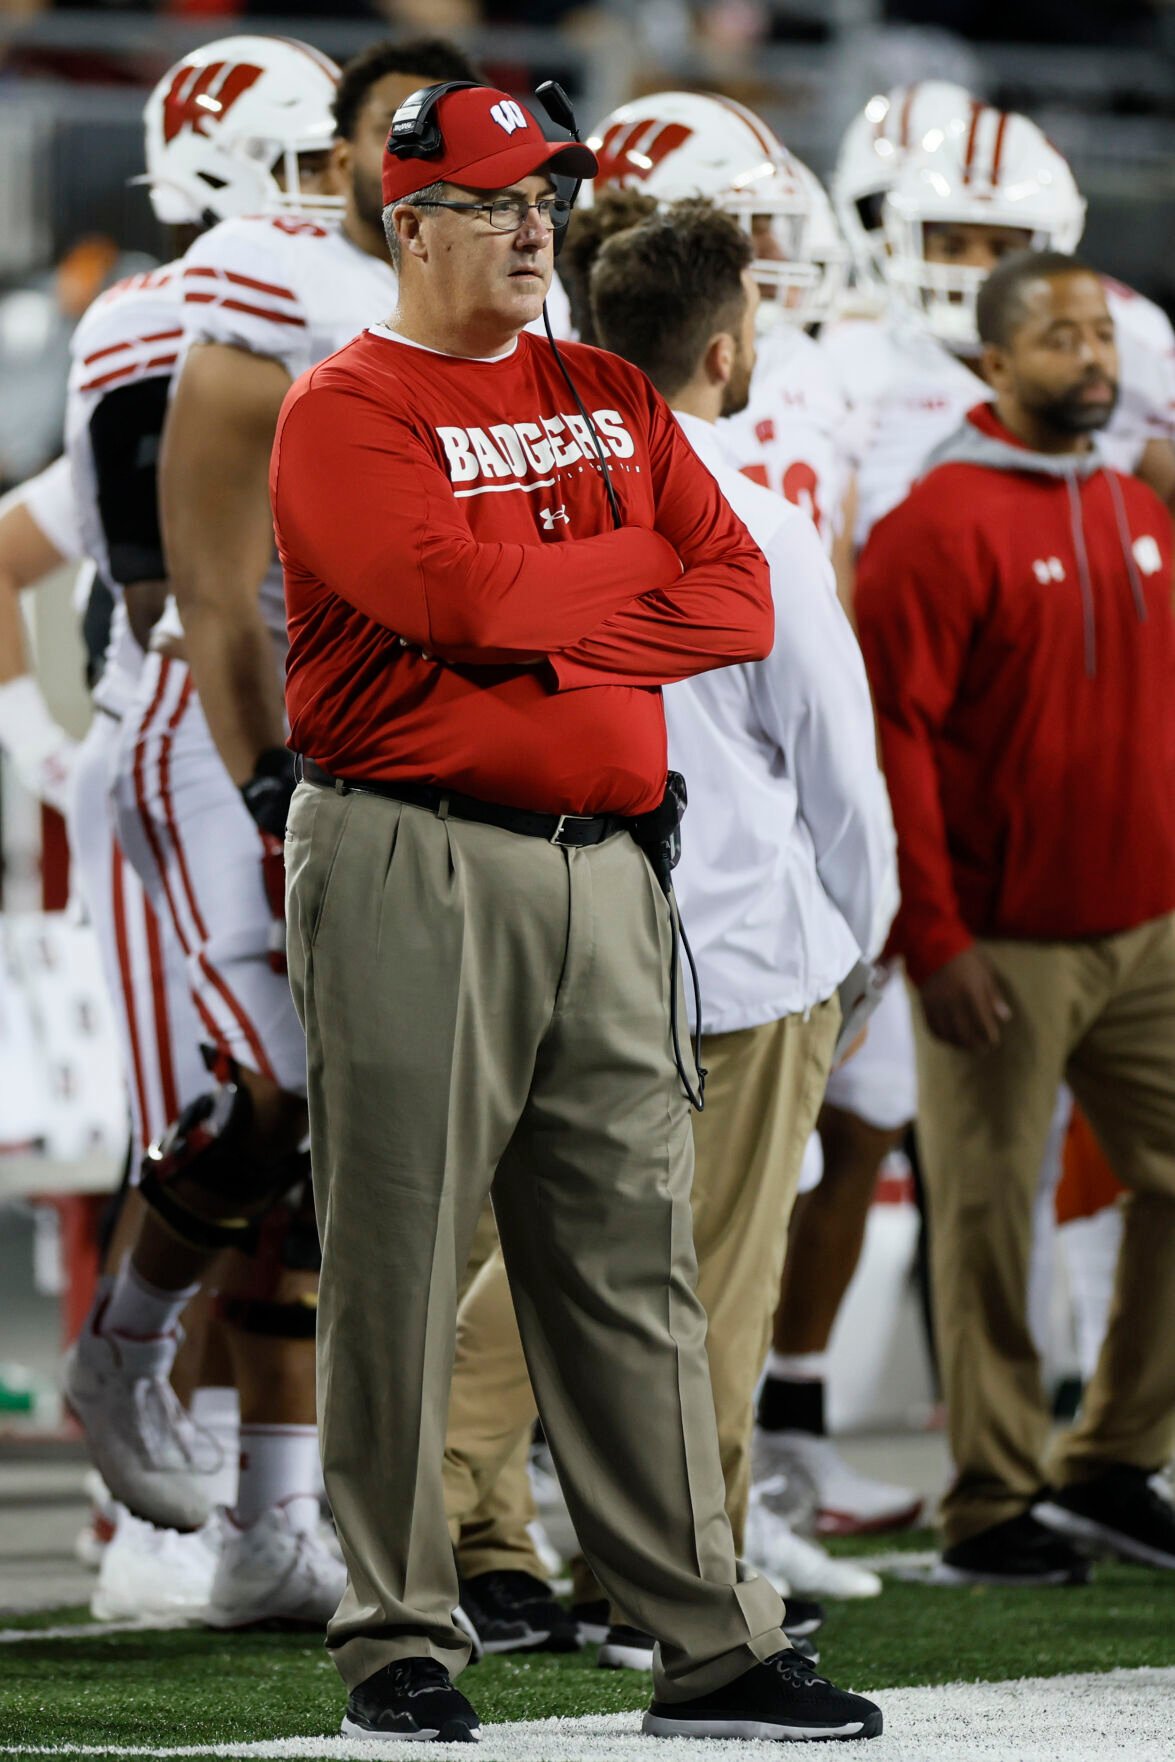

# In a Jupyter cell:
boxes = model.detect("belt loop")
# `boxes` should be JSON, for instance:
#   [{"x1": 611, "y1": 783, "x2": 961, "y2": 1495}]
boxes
[
  {"x1": 436, "y1": 795, "x2": 450, "y2": 821},
  {"x1": 335, "y1": 778, "x2": 348, "y2": 796}
]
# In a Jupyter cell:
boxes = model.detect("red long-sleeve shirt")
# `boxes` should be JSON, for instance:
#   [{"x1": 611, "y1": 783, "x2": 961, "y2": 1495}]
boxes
[
  {"x1": 856, "y1": 404, "x2": 1175, "y2": 984},
  {"x1": 270, "y1": 326, "x2": 773, "y2": 816}
]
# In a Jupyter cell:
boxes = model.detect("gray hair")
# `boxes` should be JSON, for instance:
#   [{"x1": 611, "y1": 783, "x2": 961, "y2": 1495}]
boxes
[{"x1": 382, "y1": 181, "x2": 448, "y2": 272}]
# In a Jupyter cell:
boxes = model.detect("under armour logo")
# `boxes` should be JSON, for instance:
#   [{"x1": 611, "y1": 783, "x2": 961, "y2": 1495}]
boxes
[
  {"x1": 490, "y1": 99, "x2": 529, "y2": 137},
  {"x1": 161, "y1": 61, "x2": 263, "y2": 145},
  {"x1": 1032, "y1": 556, "x2": 1066, "y2": 584},
  {"x1": 1133, "y1": 534, "x2": 1163, "y2": 576},
  {"x1": 539, "y1": 505, "x2": 570, "y2": 530}
]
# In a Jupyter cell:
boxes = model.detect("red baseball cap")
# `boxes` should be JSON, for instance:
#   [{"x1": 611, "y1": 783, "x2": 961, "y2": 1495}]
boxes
[{"x1": 382, "y1": 84, "x2": 598, "y2": 208}]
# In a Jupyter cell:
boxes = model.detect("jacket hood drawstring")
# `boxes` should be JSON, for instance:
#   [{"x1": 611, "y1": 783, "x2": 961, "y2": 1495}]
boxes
[
  {"x1": 923, "y1": 410, "x2": 1151, "y2": 679},
  {"x1": 1064, "y1": 472, "x2": 1098, "y2": 678},
  {"x1": 1105, "y1": 468, "x2": 1149, "y2": 623}
]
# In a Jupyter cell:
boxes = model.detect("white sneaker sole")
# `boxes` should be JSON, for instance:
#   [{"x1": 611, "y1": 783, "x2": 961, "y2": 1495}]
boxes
[
  {"x1": 1033, "y1": 1500, "x2": 1175, "y2": 1571},
  {"x1": 340, "y1": 1715, "x2": 480, "y2": 1742},
  {"x1": 642, "y1": 1713, "x2": 875, "y2": 1740},
  {"x1": 598, "y1": 1642, "x2": 654, "y2": 1670},
  {"x1": 927, "y1": 1559, "x2": 1083, "y2": 1588}
]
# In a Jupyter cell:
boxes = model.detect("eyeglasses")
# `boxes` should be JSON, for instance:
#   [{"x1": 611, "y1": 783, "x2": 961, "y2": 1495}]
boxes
[{"x1": 413, "y1": 194, "x2": 572, "y2": 233}]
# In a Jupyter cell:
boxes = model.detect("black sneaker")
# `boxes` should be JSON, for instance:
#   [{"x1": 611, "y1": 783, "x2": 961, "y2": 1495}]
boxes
[
  {"x1": 1036, "y1": 1466, "x2": 1175, "y2": 1570},
  {"x1": 783, "y1": 1596, "x2": 825, "y2": 1640},
  {"x1": 571, "y1": 1597, "x2": 610, "y2": 1644},
  {"x1": 643, "y1": 1648, "x2": 881, "y2": 1741},
  {"x1": 939, "y1": 1510, "x2": 1091, "y2": 1586},
  {"x1": 457, "y1": 1570, "x2": 581, "y2": 1655},
  {"x1": 341, "y1": 1657, "x2": 479, "y2": 1743},
  {"x1": 598, "y1": 1623, "x2": 654, "y2": 1669}
]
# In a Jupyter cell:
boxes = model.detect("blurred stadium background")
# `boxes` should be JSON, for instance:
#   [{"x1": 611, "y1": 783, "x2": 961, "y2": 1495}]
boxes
[{"x1": 0, "y1": 0, "x2": 1173, "y2": 1446}]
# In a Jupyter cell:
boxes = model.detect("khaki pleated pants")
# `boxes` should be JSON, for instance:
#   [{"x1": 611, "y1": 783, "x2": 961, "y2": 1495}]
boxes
[
  {"x1": 911, "y1": 916, "x2": 1175, "y2": 1547},
  {"x1": 443, "y1": 1003, "x2": 841, "y2": 1583},
  {"x1": 285, "y1": 780, "x2": 786, "y2": 1697}
]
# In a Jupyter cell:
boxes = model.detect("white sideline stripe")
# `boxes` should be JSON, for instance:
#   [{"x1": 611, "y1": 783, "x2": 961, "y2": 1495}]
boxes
[
  {"x1": 0, "y1": 1619, "x2": 190, "y2": 1644},
  {"x1": 2, "y1": 1669, "x2": 1175, "y2": 1761}
]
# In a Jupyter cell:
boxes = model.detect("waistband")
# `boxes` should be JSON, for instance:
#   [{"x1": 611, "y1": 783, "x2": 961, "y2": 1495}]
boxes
[{"x1": 296, "y1": 757, "x2": 627, "y2": 849}]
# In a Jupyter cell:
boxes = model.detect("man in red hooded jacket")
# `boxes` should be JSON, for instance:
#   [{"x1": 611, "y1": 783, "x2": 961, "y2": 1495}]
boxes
[{"x1": 856, "y1": 249, "x2": 1175, "y2": 1587}]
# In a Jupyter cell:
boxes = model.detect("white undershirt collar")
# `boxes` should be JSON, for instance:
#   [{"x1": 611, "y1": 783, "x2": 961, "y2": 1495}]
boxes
[{"x1": 368, "y1": 321, "x2": 519, "y2": 363}]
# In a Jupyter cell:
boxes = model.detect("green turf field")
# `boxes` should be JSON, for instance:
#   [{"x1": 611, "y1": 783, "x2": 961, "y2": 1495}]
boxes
[{"x1": 2, "y1": 1535, "x2": 1174, "y2": 1756}]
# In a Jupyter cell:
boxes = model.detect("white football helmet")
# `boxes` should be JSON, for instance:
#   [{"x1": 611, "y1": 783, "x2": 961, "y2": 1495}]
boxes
[
  {"x1": 140, "y1": 36, "x2": 342, "y2": 227},
  {"x1": 832, "y1": 80, "x2": 975, "y2": 290},
  {"x1": 883, "y1": 105, "x2": 1086, "y2": 350},
  {"x1": 586, "y1": 91, "x2": 847, "y2": 327}
]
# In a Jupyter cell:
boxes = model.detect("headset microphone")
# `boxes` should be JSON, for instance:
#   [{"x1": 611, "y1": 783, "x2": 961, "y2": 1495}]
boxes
[{"x1": 531, "y1": 81, "x2": 624, "y2": 531}]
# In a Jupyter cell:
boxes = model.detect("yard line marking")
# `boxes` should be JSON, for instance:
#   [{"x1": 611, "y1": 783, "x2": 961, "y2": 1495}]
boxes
[{"x1": 3, "y1": 1670, "x2": 1175, "y2": 1761}]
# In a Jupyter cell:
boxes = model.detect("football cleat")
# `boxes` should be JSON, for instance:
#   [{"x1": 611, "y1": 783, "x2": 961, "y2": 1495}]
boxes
[
  {"x1": 744, "y1": 1487, "x2": 882, "y2": 1599},
  {"x1": 91, "y1": 1505, "x2": 223, "y2": 1623},
  {"x1": 203, "y1": 1500, "x2": 346, "y2": 1629},
  {"x1": 64, "y1": 1322, "x2": 222, "y2": 1532},
  {"x1": 756, "y1": 1429, "x2": 924, "y2": 1537}
]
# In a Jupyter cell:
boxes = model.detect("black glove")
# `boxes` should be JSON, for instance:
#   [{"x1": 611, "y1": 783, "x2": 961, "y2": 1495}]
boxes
[{"x1": 240, "y1": 746, "x2": 297, "y2": 837}]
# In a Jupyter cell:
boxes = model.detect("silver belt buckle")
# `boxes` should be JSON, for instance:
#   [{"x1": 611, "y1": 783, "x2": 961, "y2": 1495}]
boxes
[{"x1": 550, "y1": 813, "x2": 593, "y2": 846}]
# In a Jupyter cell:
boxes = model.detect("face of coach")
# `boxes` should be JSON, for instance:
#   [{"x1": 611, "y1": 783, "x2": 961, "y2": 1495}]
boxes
[{"x1": 381, "y1": 86, "x2": 595, "y2": 359}]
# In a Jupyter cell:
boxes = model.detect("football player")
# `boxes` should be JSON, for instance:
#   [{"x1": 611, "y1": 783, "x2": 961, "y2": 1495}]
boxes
[
  {"x1": 67, "y1": 34, "x2": 478, "y2": 1628},
  {"x1": 586, "y1": 93, "x2": 857, "y2": 603}
]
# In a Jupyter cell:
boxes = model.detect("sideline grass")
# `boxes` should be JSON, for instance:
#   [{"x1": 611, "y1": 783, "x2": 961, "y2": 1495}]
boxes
[{"x1": 2, "y1": 1549, "x2": 1175, "y2": 1755}]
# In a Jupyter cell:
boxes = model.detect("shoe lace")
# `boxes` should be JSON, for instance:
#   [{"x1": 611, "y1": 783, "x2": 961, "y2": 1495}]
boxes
[
  {"x1": 131, "y1": 1373, "x2": 215, "y2": 1471},
  {"x1": 768, "y1": 1648, "x2": 831, "y2": 1691},
  {"x1": 384, "y1": 1658, "x2": 452, "y2": 1697}
]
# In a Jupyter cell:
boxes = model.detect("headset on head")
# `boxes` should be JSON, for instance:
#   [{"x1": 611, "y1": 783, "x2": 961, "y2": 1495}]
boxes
[{"x1": 385, "y1": 78, "x2": 585, "y2": 259}]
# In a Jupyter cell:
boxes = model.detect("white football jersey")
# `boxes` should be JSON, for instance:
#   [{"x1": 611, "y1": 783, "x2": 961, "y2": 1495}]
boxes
[
  {"x1": 66, "y1": 263, "x2": 185, "y2": 717},
  {"x1": 175, "y1": 212, "x2": 399, "y2": 645},
  {"x1": 821, "y1": 314, "x2": 982, "y2": 546},
  {"x1": 1100, "y1": 278, "x2": 1175, "y2": 471},
  {"x1": 825, "y1": 277, "x2": 1175, "y2": 546},
  {"x1": 721, "y1": 325, "x2": 852, "y2": 554}
]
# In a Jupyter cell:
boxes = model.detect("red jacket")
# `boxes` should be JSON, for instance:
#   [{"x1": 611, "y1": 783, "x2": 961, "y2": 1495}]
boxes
[
  {"x1": 270, "y1": 327, "x2": 772, "y2": 817},
  {"x1": 856, "y1": 403, "x2": 1175, "y2": 984}
]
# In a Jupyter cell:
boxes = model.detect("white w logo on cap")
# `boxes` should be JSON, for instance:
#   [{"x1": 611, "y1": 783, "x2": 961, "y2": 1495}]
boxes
[{"x1": 490, "y1": 99, "x2": 528, "y2": 136}]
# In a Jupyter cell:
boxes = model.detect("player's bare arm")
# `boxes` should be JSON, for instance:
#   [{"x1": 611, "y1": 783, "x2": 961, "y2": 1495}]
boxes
[
  {"x1": 831, "y1": 473, "x2": 858, "y2": 624},
  {"x1": 161, "y1": 341, "x2": 291, "y2": 786},
  {"x1": 1135, "y1": 437, "x2": 1175, "y2": 520},
  {"x1": 0, "y1": 499, "x2": 67, "y2": 684}
]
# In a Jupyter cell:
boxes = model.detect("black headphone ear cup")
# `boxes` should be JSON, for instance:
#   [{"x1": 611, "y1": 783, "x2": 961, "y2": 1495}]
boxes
[{"x1": 385, "y1": 79, "x2": 481, "y2": 163}]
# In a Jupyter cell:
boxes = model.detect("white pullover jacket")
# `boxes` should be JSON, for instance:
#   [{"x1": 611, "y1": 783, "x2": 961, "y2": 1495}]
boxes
[{"x1": 667, "y1": 412, "x2": 898, "y2": 1034}]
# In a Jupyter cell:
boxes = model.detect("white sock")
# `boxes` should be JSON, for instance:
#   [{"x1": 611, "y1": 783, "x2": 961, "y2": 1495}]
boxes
[
  {"x1": 190, "y1": 1386, "x2": 240, "y2": 1509},
  {"x1": 234, "y1": 1423, "x2": 320, "y2": 1532},
  {"x1": 765, "y1": 1350, "x2": 829, "y2": 1385},
  {"x1": 100, "y1": 1261, "x2": 199, "y2": 1345}
]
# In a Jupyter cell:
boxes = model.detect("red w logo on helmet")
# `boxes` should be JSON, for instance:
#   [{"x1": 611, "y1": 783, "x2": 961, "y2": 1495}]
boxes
[
  {"x1": 162, "y1": 62, "x2": 264, "y2": 146},
  {"x1": 594, "y1": 119, "x2": 693, "y2": 186}
]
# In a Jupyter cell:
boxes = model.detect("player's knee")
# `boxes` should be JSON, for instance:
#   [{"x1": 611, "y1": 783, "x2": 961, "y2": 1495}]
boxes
[{"x1": 138, "y1": 1069, "x2": 312, "y2": 1255}]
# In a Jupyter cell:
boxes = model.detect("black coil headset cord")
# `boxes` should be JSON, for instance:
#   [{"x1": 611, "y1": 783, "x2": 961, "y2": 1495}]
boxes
[{"x1": 535, "y1": 82, "x2": 705, "y2": 1110}]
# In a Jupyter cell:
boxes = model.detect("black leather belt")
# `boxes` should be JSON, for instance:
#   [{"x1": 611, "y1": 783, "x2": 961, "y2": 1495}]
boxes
[{"x1": 296, "y1": 756, "x2": 626, "y2": 849}]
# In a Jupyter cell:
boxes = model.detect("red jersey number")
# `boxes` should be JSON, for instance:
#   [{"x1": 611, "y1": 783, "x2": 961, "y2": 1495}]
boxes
[{"x1": 739, "y1": 457, "x2": 823, "y2": 534}]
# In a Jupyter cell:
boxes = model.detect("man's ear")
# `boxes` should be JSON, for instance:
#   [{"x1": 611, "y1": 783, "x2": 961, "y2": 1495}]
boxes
[
  {"x1": 394, "y1": 204, "x2": 427, "y2": 261},
  {"x1": 328, "y1": 137, "x2": 352, "y2": 193},
  {"x1": 704, "y1": 330, "x2": 735, "y2": 388},
  {"x1": 980, "y1": 340, "x2": 1009, "y2": 392}
]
